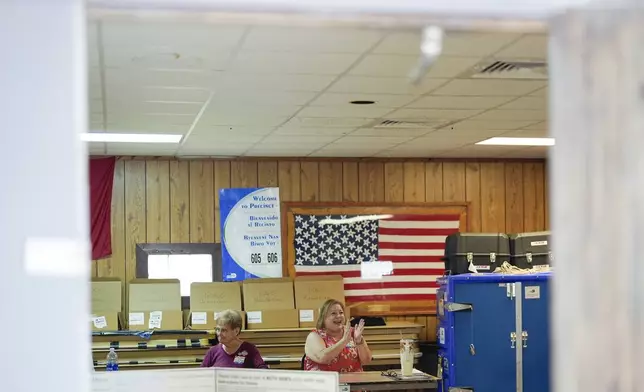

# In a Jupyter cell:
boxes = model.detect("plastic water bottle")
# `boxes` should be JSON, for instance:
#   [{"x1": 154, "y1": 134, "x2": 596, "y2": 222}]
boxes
[{"x1": 106, "y1": 348, "x2": 119, "y2": 371}]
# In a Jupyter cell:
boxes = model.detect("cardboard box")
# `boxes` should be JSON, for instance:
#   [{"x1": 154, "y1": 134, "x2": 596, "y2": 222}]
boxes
[
  {"x1": 242, "y1": 278, "x2": 294, "y2": 311},
  {"x1": 294, "y1": 275, "x2": 345, "y2": 310},
  {"x1": 188, "y1": 310, "x2": 247, "y2": 330},
  {"x1": 245, "y1": 309, "x2": 299, "y2": 330},
  {"x1": 127, "y1": 310, "x2": 184, "y2": 331},
  {"x1": 298, "y1": 309, "x2": 319, "y2": 329},
  {"x1": 91, "y1": 278, "x2": 122, "y2": 313},
  {"x1": 190, "y1": 282, "x2": 242, "y2": 311},
  {"x1": 90, "y1": 312, "x2": 121, "y2": 331},
  {"x1": 129, "y1": 279, "x2": 181, "y2": 312}
]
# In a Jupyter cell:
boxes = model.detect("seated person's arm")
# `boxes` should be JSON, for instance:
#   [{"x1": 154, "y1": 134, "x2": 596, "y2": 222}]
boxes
[
  {"x1": 304, "y1": 322, "x2": 350, "y2": 365},
  {"x1": 250, "y1": 346, "x2": 268, "y2": 369},
  {"x1": 200, "y1": 348, "x2": 215, "y2": 367},
  {"x1": 356, "y1": 339, "x2": 372, "y2": 365}
]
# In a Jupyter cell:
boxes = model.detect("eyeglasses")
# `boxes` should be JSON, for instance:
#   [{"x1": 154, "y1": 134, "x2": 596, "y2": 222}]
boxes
[{"x1": 381, "y1": 370, "x2": 398, "y2": 378}]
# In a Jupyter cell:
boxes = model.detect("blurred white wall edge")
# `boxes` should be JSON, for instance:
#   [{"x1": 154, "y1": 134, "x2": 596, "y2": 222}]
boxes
[
  {"x1": 86, "y1": 0, "x2": 593, "y2": 31},
  {"x1": 0, "y1": 1, "x2": 90, "y2": 392}
]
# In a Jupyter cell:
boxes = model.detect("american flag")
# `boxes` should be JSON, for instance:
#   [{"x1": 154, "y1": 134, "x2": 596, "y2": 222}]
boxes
[{"x1": 293, "y1": 214, "x2": 461, "y2": 302}]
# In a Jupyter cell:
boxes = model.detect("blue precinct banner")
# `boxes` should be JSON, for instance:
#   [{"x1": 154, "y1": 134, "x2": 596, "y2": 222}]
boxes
[{"x1": 219, "y1": 187, "x2": 283, "y2": 281}]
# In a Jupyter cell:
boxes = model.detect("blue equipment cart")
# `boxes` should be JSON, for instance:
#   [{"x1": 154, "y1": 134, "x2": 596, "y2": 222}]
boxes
[{"x1": 436, "y1": 273, "x2": 551, "y2": 392}]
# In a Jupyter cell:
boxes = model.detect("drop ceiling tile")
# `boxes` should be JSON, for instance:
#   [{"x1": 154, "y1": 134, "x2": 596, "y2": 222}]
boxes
[
  {"x1": 521, "y1": 121, "x2": 548, "y2": 131},
  {"x1": 183, "y1": 133, "x2": 265, "y2": 144},
  {"x1": 272, "y1": 127, "x2": 354, "y2": 136},
  {"x1": 329, "y1": 76, "x2": 447, "y2": 95},
  {"x1": 470, "y1": 110, "x2": 546, "y2": 122},
  {"x1": 447, "y1": 119, "x2": 538, "y2": 131},
  {"x1": 198, "y1": 114, "x2": 290, "y2": 127},
  {"x1": 502, "y1": 146, "x2": 550, "y2": 158},
  {"x1": 211, "y1": 91, "x2": 317, "y2": 106},
  {"x1": 350, "y1": 127, "x2": 433, "y2": 137},
  {"x1": 87, "y1": 143, "x2": 106, "y2": 156},
  {"x1": 499, "y1": 96, "x2": 547, "y2": 110},
  {"x1": 179, "y1": 143, "x2": 253, "y2": 156},
  {"x1": 330, "y1": 136, "x2": 412, "y2": 147},
  {"x1": 87, "y1": 23, "x2": 100, "y2": 67},
  {"x1": 436, "y1": 145, "x2": 519, "y2": 158},
  {"x1": 494, "y1": 34, "x2": 548, "y2": 60},
  {"x1": 101, "y1": 22, "x2": 246, "y2": 49},
  {"x1": 105, "y1": 68, "x2": 218, "y2": 88},
  {"x1": 408, "y1": 96, "x2": 515, "y2": 110},
  {"x1": 90, "y1": 113, "x2": 103, "y2": 123},
  {"x1": 230, "y1": 52, "x2": 360, "y2": 75},
  {"x1": 261, "y1": 135, "x2": 340, "y2": 145},
  {"x1": 387, "y1": 108, "x2": 482, "y2": 120},
  {"x1": 297, "y1": 105, "x2": 394, "y2": 119},
  {"x1": 201, "y1": 105, "x2": 301, "y2": 121},
  {"x1": 102, "y1": 47, "x2": 233, "y2": 70},
  {"x1": 530, "y1": 87, "x2": 548, "y2": 97},
  {"x1": 105, "y1": 113, "x2": 195, "y2": 126},
  {"x1": 349, "y1": 54, "x2": 480, "y2": 78},
  {"x1": 374, "y1": 149, "x2": 446, "y2": 158},
  {"x1": 107, "y1": 101, "x2": 203, "y2": 116},
  {"x1": 311, "y1": 93, "x2": 416, "y2": 107},
  {"x1": 432, "y1": 80, "x2": 546, "y2": 96},
  {"x1": 245, "y1": 148, "x2": 319, "y2": 157},
  {"x1": 106, "y1": 144, "x2": 179, "y2": 156},
  {"x1": 283, "y1": 117, "x2": 373, "y2": 128},
  {"x1": 109, "y1": 87, "x2": 212, "y2": 104},
  {"x1": 190, "y1": 125, "x2": 275, "y2": 136},
  {"x1": 216, "y1": 74, "x2": 335, "y2": 92},
  {"x1": 374, "y1": 31, "x2": 520, "y2": 57},
  {"x1": 501, "y1": 129, "x2": 549, "y2": 138},
  {"x1": 105, "y1": 122, "x2": 188, "y2": 134},
  {"x1": 309, "y1": 148, "x2": 384, "y2": 157},
  {"x1": 242, "y1": 27, "x2": 383, "y2": 53}
]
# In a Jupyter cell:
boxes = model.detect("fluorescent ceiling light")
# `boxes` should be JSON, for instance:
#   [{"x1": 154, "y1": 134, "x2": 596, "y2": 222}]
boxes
[
  {"x1": 476, "y1": 137, "x2": 555, "y2": 146},
  {"x1": 81, "y1": 133, "x2": 182, "y2": 143}
]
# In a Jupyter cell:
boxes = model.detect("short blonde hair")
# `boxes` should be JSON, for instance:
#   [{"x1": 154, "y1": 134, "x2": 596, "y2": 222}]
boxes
[
  {"x1": 215, "y1": 309, "x2": 243, "y2": 332},
  {"x1": 316, "y1": 299, "x2": 345, "y2": 330}
]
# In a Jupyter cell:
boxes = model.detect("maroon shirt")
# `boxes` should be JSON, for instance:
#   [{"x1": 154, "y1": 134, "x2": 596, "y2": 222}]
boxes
[{"x1": 200, "y1": 341, "x2": 267, "y2": 369}]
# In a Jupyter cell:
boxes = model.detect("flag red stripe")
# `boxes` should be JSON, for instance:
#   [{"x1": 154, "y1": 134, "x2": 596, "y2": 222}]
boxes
[
  {"x1": 345, "y1": 281, "x2": 439, "y2": 290},
  {"x1": 381, "y1": 214, "x2": 461, "y2": 222},
  {"x1": 295, "y1": 268, "x2": 444, "y2": 278},
  {"x1": 379, "y1": 255, "x2": 443, "y2": 262},
  {"x1": 345, "y1": 294, "x2": 434, "y2": 302},
  {"x1": 379, "y1": 241, "x2": 446, "y2": 250},
  {"x1": 378, "y1": 227, "x2": 458, "y2": 236}
]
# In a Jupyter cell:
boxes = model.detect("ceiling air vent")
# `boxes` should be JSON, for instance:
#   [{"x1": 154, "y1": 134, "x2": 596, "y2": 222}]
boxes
[
  {"x1": 468, "y1": 60, "x2": 548, "y2": 80},
  {"x1": 373, "y1": 119, "x2": 447, "y2": 129}
]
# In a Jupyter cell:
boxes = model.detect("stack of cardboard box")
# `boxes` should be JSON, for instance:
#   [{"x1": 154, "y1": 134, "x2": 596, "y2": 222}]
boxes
[
  {"x1": 242, "y1": 278, "x2": 298, "y2": 329},
  {"x1": 128, "y1": 279, "x2": 183, "y2": 331},
  {"x1": 89, "y1": 275, "x2": 346, "y2": 331},
  {"x1": 187, "y1": 282, "x2": 245, "y2": 329},
  {"x1": 90, "y1": 278, "x2": 122, "y2": 331}
]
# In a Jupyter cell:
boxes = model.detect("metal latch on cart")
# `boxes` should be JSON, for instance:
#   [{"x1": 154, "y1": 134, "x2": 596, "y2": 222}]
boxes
[
  {"x1": 444, "y1": 302, "x2": 473, "y2": 312},
  {"x1": 526, "y1": 252, "x2": 533, "y2": 264}
]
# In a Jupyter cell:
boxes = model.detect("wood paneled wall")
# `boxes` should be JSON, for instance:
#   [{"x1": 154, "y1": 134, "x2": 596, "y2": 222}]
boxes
[{"x1": 94, "y1": 158, "x2": 548, "y2": 341}]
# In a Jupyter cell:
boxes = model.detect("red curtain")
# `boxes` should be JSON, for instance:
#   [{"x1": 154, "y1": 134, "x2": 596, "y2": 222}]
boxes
[{"x1": 89, "y1": 157, "x2": 116, "y2": 259}]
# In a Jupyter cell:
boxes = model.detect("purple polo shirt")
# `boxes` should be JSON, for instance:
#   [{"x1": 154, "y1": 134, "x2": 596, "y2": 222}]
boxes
[{"x1": 200, "y1": 342, "x2": 267, "y2": 369}]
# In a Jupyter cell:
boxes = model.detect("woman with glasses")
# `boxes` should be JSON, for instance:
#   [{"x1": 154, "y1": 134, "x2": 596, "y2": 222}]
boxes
[{"x1": 200, "y1": 309, "x2": 267, "y2": 369}]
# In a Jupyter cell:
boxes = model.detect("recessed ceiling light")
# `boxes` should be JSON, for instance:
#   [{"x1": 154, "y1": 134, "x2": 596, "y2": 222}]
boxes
[
  {"x1": 476, "y1": 137, "x2": 554, "y2": 146},
  {"x1": 81, "y1": 133, "x2": 182, "y2": 143},
  {"x1": 350, "y1": 100, "x2": 376, "y2": 105}
]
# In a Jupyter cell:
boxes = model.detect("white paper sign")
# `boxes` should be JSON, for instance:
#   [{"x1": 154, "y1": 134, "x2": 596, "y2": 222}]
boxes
[
  {"x1": 438, "y1": 327, "x2": 445, "y2": 344},
  {"x1": 129, "y1": 312, "x2": 144, "y2": 326},
  {"x1": 149, "y1": 311, "x2": 163, "y2": 329},
  {"x1": 192, "y1": 312, "x2": 207, "y2": 325},
  {"x1": 525, "y1": 286, "x2": 541, "y2": 299},
  {"x1": 247, "y1": 311, "x2": 262, "y2": 324},
  {"x1": 92, "y1": 316, "x2": 107, "y2": 329},
  {"x1": 220, "y1": 187, "x2": 283, "y2": 280},
  {"x1": 530, "y1": 240, "x2": 548, "y2": 246},
  {"x1": 299, "y1": 310, "x2": 315, "y2": 322},
  {"x1": 214, "y1": 312, "x2": 221, "y2": 320},
  {"x1": 215, "y1": 368, "x2": 339, "y2": 392}
]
